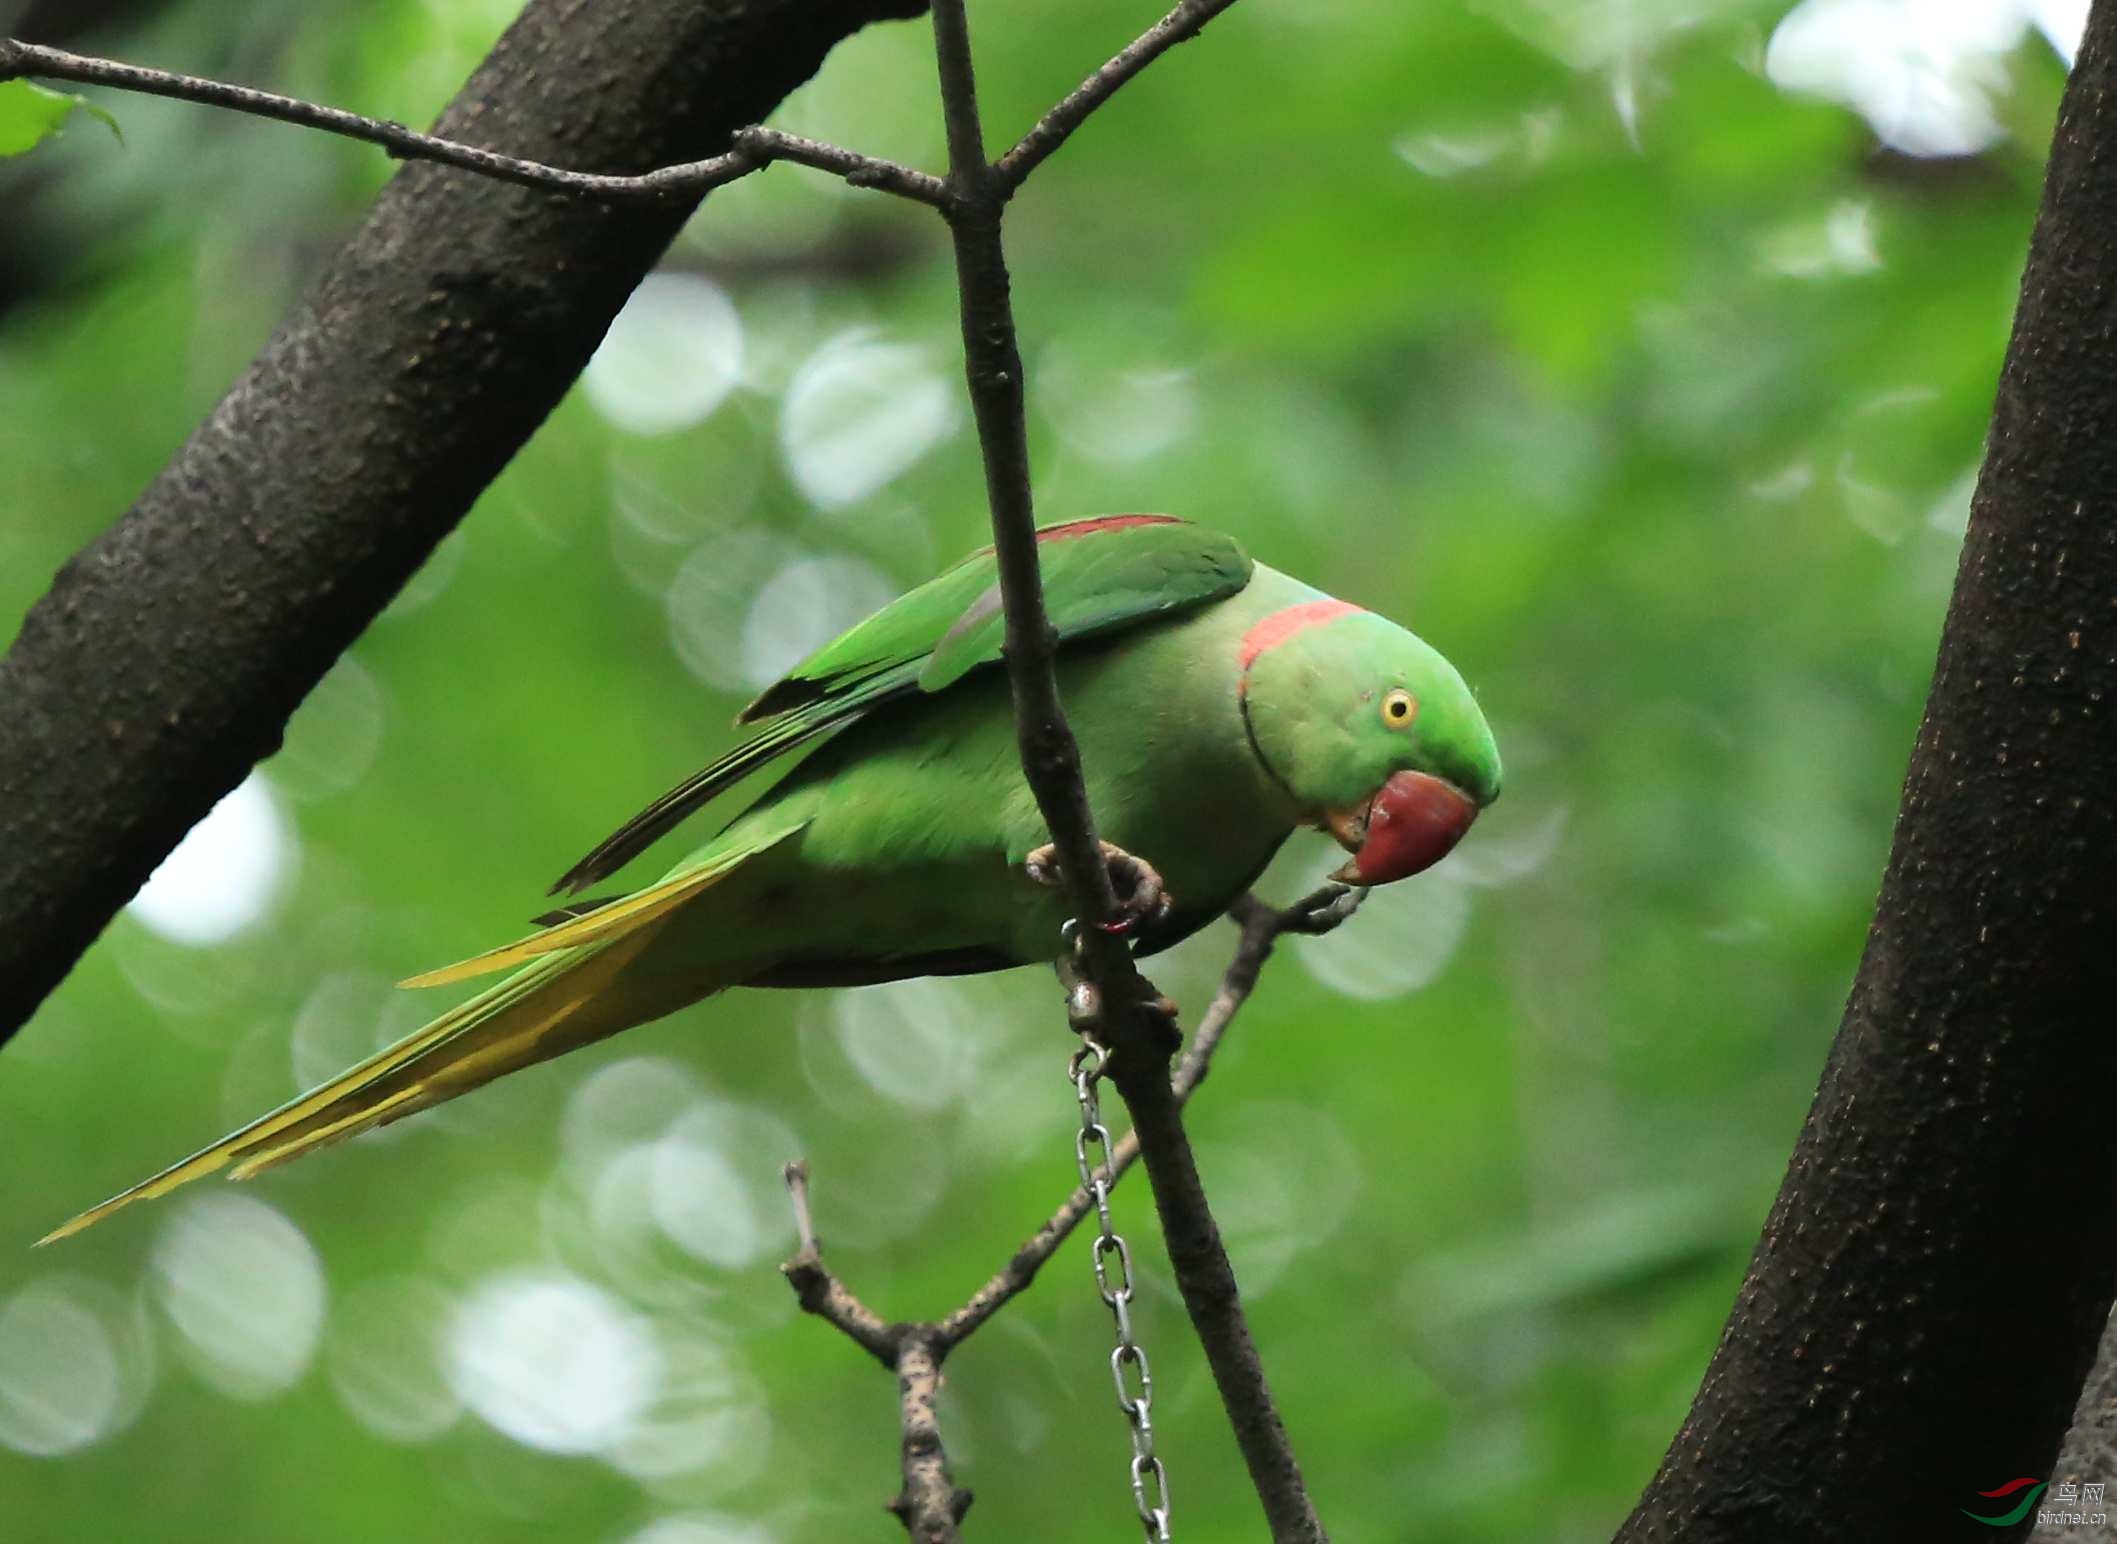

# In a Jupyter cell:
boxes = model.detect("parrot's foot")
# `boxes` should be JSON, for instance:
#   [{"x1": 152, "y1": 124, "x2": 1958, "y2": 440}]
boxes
[{"x1": 1023, "y1": 840, "x2": 1174, "y2": 937}]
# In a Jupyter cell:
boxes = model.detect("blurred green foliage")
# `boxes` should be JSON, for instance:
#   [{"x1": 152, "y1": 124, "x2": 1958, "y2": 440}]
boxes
[
  {"x1": 0, "y1": 1, "x2": 2070, "y2": 1540},
  {"x1": 0, "y1": 81, "x2": 90, "y2": 155}
]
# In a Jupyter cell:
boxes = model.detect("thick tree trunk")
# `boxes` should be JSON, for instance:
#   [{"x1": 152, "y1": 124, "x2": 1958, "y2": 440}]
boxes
[
  {"x1": 0, "y1": 0, "x2": 924, "y2": 1041},
  {"x1": 2032, "y1": 1309, "x2": 2117, "y2": 1540},
  {"x1": 1618, "y1": 7, "x2": 2117, "y2": 1539}
]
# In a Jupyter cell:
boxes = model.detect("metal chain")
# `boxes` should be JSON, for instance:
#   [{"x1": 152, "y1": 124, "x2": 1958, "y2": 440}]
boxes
[{"x1": 1070, "y1": 1036, "x2": 1171, "y2": 1541}]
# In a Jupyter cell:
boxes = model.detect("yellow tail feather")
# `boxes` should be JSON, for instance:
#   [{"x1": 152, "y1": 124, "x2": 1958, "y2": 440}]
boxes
[
  {"x1": 38, "y1": 816, "x2": 807, "y2": 1246},
  {"x1": 398, "y1": 819, "x2": 806, "y2": 989},
  {"x1": 225, "y1": 1087, "x2": 427, "y2": 1182},
  {"x1": 37, "y1": 933, "x2": 678, "y2": 1244},
  {"x1": 36, "y1": 948, "x2": 586, "y2": 1246}
]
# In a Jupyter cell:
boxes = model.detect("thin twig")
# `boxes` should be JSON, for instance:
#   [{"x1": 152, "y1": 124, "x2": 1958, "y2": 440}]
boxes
[
  {"x1": 937, "y1": 885, "x2": 1364, "y2": 1348},
  {"x1": 779, "y1": 1161, "x2": 902, "y2": 1369},
  {"x1": 995, "y1": 0, "x2": 1246, "y2": 191},
  {"x1": 0, "y1": 37, "x2": 950, "y2": 207}
]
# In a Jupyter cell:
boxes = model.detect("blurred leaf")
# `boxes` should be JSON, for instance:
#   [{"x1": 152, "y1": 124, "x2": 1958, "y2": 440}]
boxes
[
  {"x1": 0, "y1": 80, "x2": 77, "y2": 156},
  {"x1": 73, "y1": 95, "x2": 123, "y2": 146},
  {"x1": 0, "y1": 80, "x2": 120, "y2": 156}
]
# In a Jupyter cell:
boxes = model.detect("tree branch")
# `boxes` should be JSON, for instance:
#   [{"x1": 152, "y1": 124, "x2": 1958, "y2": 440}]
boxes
[
  {"x1": 0, "y1": 0, "x2": 928, "y2": 1042},
  {"x1": 1102, "y1": 1024, "x2": 1322, "y2": 1542},
  {"x1": 0, "y1": 37, "x2": 949, "y2": 206},
  {"x1": 929, "y1": 0, "x2": 1122, "y2": 940},
  {"x1": 1618, "y1": 6, "x2": 2117, "y2": 1536},
  {"x1": 890, "y1": 1337, "x2": 972, "y2": 1544},
  {"x1": 928, "y1": 2, "x2": 1322, "y2": 1535},
  {"x1": 778, "y1": 1161, "x2": 901, "y2": 1368},
  {"x1": 2032, "y1": 1306, "x2": 2117, "y2": 1541},
  {"x1": 993, "y1": 0, "x2": 1245, "y2": 191}
]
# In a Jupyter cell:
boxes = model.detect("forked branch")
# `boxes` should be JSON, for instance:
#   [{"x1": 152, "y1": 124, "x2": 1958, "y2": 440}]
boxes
[
  {"x1": 1, "y1": 0, "x2": 1248, "y2": 211},
  {"x1": 780, "y1": 1161, "x2": 970, "y2": 1541},
  {"x1": 0, "y1": 37, "x2": 948, "y2": 206}
]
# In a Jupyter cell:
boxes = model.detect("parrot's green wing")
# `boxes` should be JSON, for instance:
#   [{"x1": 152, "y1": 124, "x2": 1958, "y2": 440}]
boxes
[
  {"x1": 744, "y1": 514, "x2": 1251, "y2": 715},
  {"x1": 551, "y1": 515, "x2": 1251, "y2": 894}
]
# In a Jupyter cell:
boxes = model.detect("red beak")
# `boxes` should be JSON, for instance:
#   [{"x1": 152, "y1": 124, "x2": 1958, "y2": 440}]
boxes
[{"x1": 1324, "y1": 771, "x2": 1479, "y2": 885}]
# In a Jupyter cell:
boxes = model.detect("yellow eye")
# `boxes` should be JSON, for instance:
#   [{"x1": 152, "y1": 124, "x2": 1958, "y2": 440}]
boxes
[{"x1": 1381, "y1": 688, "x2": 1417, "y2": 729}]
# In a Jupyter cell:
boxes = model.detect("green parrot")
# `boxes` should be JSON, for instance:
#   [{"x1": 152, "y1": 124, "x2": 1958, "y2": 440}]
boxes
[{"x1": 45, "y1": 516, "x2": 1500, "y2": 1243}]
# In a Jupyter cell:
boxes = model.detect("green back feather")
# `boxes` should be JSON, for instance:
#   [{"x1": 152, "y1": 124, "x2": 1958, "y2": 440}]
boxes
[{"x1": 551, "y1": 516, "x2": 1251, "y2": 893}]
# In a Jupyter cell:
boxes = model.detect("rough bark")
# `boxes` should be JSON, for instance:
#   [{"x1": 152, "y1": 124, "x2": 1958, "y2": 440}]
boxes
[
  {"x1": 0, "y1": 0, "x2": 925, "y2": 1040},
  {"x1": 2032, "y1": 1309, "x2": 2117, "y2": 1540},
  {"x1": 1618, "y1": 8, "x2": 2117, "y2": 1539}
]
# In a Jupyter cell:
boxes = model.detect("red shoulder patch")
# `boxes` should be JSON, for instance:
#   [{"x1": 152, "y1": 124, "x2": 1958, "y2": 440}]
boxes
[
  {"x1": 1036, "y1": 514, "x2": 1184, "y2": 543},
  {"x1": 1238, "y1": 598, "x2": 1363, "y2": 674}
]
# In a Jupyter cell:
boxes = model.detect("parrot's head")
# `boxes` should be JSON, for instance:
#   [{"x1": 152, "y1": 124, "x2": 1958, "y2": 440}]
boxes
[{"x1": 1239, "y1": 599, "x2": 1500, "y2": 886}]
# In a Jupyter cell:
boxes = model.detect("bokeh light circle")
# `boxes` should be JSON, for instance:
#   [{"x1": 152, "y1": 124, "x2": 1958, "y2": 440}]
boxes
[
  {"x1": 127, "y1": 773, "x2": 293, "y2": 946},
  {"x1": 780, "y1": 330, "x2": 960, "y2": 507},
  {"x1": 585, "y1": 273, "x2": 745, "y2": 435},
  {"x1": 152, "y1": 1193, "x2": 326, "y2": 1401},
  {"x1": 447, "y1": 1270, "x2": 662, "y2": 1455},
  {"x1": 1294, "y1": 872, "x2": 1473, "y2": 1000},
  {"x1": 0, "y1": 1281, "x2": 125, "y2": 1456}
]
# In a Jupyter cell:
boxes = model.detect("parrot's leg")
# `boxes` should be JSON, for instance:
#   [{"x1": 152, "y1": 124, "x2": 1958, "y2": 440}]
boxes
[{"x1": 1024, "y1": 839, "x2": 1175, "y2": 937}]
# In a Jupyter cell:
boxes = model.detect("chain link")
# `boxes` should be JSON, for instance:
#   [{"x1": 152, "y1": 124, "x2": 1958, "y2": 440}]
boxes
[{"x1": 1070, "y1": 1037, "x2": 1171, "y2": 1541}]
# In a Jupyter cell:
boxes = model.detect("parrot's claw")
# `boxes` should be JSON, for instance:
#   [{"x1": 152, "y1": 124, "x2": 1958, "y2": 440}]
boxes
[
  {"x1": 1109, "y1": 986, "x2": 1181, "y2": 1055},
  {"x1": 1024, "y1": 840, "x2": 1174, "y2": 938}
]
